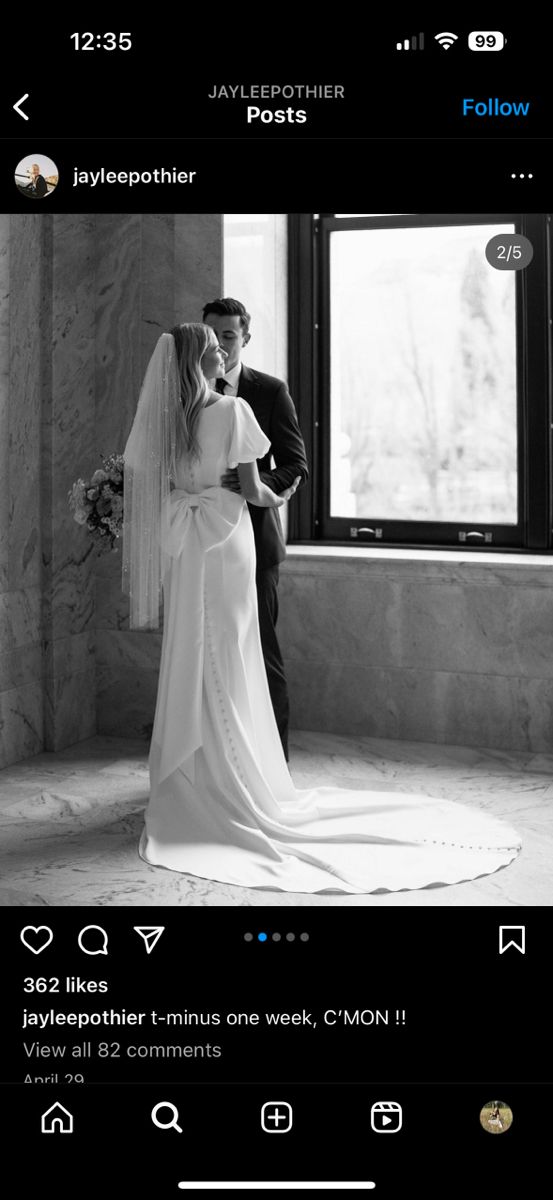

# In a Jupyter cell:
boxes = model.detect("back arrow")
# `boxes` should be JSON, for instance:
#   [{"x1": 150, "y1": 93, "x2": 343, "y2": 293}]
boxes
[{"x1": 13, "y1": 94, "x2": 30, "y2": 120}]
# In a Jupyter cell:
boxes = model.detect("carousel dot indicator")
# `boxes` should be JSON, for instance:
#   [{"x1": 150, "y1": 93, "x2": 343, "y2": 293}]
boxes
[
  {"x1": 243, "y1": 932, "x2": 253, "y2": 942},
  {"x1": 272, "y1": 932, "x2": 281, "y2": 941},
  {"x1": 300, "y1": 933, "x2": 310, "y2": 942},
  {"x1": 286, "y1": 932, "x2": 296, "y2": 942},
  {"x1": 258, "y1": 932, "x2": 268, "y2": 942}
]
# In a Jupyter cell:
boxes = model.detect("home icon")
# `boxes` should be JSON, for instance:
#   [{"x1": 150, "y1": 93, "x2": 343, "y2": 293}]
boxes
[{"x1": 41, "y1": 1102, "x2": 73, "y2": 1134}]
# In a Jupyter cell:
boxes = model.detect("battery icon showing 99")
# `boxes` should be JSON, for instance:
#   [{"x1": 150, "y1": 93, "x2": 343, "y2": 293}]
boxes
[{"x1": 468, "y1": 31, "x2": 506, "y2": 51}]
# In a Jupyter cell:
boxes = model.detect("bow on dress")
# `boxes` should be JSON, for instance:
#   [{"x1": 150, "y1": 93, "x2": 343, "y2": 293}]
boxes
[
  {"x1": 162, "y1": 486, "x2": 245, "y2": 558},
  {"x1": 149, "y1": 486, "x2": 246, "y2": 791}
]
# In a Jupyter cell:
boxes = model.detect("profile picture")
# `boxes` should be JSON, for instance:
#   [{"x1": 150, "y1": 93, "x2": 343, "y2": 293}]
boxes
[
  {"x1": 479, "y1": 1100, "x2": 513, "y2": 1134},
  {"x1": 14, "y1": 154, "x2": 59, "y2": 199}
]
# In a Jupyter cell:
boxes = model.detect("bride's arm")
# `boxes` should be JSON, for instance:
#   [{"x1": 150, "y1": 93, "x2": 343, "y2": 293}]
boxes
[{"x1": 237, "y1": 461, "x2": 285, "y2": 507}]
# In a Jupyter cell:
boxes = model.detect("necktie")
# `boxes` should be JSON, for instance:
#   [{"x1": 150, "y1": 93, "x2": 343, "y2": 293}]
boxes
[{"x1": 215, "y1": 378, "x2": 228, "y2": 395}]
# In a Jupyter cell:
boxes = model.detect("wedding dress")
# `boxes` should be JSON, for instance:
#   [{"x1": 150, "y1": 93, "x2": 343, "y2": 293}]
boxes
[{"x1": 138, "y1": 393, "x2": 521, "y2": 893}]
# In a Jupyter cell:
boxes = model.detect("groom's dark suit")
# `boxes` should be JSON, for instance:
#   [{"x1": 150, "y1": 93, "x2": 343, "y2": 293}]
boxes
[{"x1": 237, "y1": 364, "x2": 308, "y2": 759}]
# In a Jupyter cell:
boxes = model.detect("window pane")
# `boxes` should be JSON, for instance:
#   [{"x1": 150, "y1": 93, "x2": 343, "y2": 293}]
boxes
[
  {"x1": 330, "y1": 224, "x2": 518, "y2": 523},
  {"x1": 224, "y1": 214, "x2": 289, "y2": 537},
  {"x1": 223, "y1": 214, "x2": 287, "y2": 379}
]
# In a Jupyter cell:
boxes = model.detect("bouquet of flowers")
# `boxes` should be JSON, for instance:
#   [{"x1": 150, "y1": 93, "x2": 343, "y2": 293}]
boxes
[{"x1": 68, "y1": 453, "x2": 125, "y2": 554}]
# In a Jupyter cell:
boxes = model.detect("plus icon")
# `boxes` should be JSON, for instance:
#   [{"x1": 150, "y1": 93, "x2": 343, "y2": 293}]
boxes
[{"x1": 261, "y1": 1101, "x2": 293, "y2": 1133}]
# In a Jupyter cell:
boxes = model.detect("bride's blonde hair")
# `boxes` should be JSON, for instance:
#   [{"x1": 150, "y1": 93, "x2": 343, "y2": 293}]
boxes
[{"x1": 170, "y1": 322, "x2": 216, "y2": 462}]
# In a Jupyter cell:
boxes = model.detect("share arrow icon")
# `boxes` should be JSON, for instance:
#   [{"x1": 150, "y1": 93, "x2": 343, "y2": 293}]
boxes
[{"x1": 133, "y1": 926, "x2": 165, "y2": 954}]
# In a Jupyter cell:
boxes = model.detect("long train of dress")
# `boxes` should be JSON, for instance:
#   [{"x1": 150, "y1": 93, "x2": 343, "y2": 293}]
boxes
[{"x1": 138, "y1": 396, "x2": 521, "y2": 894}]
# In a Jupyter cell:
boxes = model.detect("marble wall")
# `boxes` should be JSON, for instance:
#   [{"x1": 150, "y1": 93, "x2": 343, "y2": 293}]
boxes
[
  {"x1": 95, "y1": 213, "x2": 223, "y2": 738},
  {"x1": 45, "y1": 215, "x2": 97, "y2": 751},
  {"x1": 278, "y1": 551, "x2": 553, "y2": 753},
  {"x1": 1, "y1": 213, "x2": 98, "y2": 769},
  {"x1": 1, "y1": 216, "x2": 46, "y2": 766},
  {"x1": 1, "y1": 213, "x2": 222, "y2": 766}
]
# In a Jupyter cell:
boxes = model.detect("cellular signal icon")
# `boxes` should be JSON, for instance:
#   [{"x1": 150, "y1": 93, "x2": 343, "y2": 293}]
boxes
[
  {"x1": 435, "y1": 31, "x2": 458, "y2": 49},
  {"x1": 396, "y1": 33, "x2": 425, "y2": 50}
]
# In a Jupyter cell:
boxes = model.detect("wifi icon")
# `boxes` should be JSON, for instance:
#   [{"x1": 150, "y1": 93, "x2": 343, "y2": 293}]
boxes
[{"x1": 435, "y1": 31, "x2": 458, "y2": 49}]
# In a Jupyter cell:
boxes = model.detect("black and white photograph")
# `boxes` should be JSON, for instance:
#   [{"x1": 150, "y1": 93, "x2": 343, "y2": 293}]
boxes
[{"x1": 0, "y1": 211, "x2": 551, "y2": 907}]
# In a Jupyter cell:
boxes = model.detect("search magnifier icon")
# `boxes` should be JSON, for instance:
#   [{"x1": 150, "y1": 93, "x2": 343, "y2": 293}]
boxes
[{"x1": 151, "y1": 1102, "x2": 183, "y2": 1133}]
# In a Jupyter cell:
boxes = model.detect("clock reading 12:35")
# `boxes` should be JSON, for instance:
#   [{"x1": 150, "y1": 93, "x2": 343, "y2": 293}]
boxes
[{"x1": 70, "y1": 33, "x2": 132, "y2": 51}]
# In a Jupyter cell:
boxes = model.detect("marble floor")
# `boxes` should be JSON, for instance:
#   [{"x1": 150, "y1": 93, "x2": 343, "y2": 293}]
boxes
[{"x1": 0, "y1": 730, "x2": 551, "y2": 907}]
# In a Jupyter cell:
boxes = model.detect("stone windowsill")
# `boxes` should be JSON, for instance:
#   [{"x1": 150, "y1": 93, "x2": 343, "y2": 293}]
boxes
[{"x1": 283, "y1": 543, "x2": 553, "y2": 585}]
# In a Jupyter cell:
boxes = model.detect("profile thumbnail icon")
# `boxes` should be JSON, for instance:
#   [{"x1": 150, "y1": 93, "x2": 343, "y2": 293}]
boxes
[
  {"x1": 479, "y1": 1099, "x2": 513, "y2": 1134},
  {"x1": 15, "y1": 154, "x2": 59, "y2": 200}
]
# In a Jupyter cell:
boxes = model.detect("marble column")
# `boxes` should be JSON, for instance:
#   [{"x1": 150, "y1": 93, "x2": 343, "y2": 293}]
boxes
[
  {"x1": 95, "y1": 214, "x2": 223, "y2": 738},
  {"x1": 1, "y1": 213, "x2": 223, "y2": 766},
  {"x1": 43, "y1": 215, "x2": 97, "y2": 749},
  {"x1": 0, "y1": 213, "x2": 98, "y2": 769},
  {"x1": 1, "y1": 216, "x2": 45, "y2": 768}
]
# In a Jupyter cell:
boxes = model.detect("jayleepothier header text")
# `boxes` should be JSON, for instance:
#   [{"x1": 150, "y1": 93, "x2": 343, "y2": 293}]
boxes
[
  {"x1": 207, "y1": 83, "x2": 345, "y2": 99},
  {"x1": 207, "y1": 82, "x2": 346, "y2": 126},
  {"x1": 73, "y1": 168, "x2": 197, "y2": 188}
]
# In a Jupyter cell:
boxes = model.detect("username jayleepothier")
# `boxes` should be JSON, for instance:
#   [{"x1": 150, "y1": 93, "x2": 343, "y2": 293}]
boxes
[{"x1": 73, "y1": 168, "x2": 197, "y2": 187}]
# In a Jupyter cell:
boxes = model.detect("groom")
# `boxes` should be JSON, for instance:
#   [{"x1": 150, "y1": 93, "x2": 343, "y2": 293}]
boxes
[{"x1": 203, "y1": 297, "x2": 309, "y2": 762}]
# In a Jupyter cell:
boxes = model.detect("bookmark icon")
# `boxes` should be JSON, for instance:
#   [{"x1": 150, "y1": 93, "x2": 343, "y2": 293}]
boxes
[
  {"x1": 134, "y1": 926, "x2": 165, "y2": 954},
  {"x1": 498, "y1": 925, "x2": 525, "y2": 955}
]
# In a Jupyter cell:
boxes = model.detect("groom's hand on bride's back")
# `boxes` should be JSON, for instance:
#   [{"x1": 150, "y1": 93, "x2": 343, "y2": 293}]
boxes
[
  {"x1": 220, "y1": 468, "x2": 242, "y2": 493},
  {"x1": 220, "y1": 470, "x2": 301, "y2": 501}
]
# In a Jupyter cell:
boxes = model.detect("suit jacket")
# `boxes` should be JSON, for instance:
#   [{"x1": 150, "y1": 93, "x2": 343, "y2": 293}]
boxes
[{"x1": 237, "y1": 364, "x2": 308, "y2": 569}]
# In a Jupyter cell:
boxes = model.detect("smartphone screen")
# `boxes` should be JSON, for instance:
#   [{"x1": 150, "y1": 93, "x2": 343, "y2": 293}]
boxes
[{"x1": 1, "y1": 23, "x2": 551, "y2": 1196}]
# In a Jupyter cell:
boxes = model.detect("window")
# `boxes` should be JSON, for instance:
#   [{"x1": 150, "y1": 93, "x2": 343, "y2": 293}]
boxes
[
  {"x1": 224, "y1": 214, "x2": 287, "y2": 379},
  {"x1": 289, "y1": 214, "x2": 552, "y2": 551}
]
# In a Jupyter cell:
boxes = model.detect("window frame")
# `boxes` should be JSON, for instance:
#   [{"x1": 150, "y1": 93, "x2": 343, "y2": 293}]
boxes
[{"x1": 288, "y1": 213, "x2": 552, "y2": 553}]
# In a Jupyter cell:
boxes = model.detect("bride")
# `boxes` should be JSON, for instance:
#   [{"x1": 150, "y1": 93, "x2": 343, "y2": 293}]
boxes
[{"x1": 122, "y1": 324, "x2": 521, "y2": 894}]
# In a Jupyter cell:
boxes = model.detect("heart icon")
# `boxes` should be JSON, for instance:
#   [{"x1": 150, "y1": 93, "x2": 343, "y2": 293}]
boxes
[{"x1": 20, "y1": 926, "x2": 54, "y2": 954}]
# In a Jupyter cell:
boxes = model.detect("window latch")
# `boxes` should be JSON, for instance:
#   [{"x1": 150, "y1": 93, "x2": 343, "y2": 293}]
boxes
[
  {"x1": 458, "y1": 531, "x2": 493, "y2": 543},
  {"x1": 351, "y1": 527, "x2": 383, "y2": 540}
]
